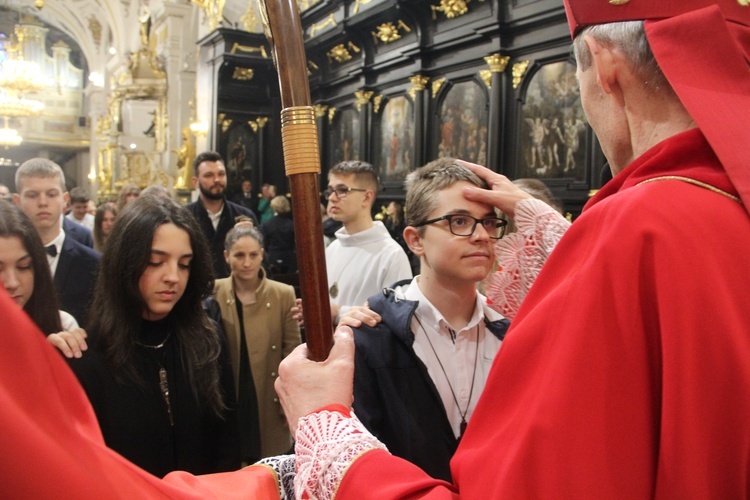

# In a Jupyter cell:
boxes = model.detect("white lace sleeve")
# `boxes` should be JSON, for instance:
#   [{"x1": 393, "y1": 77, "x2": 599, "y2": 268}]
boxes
[
  {"x1": 484, "y1": 198, "x2": 571, "y2": 320},
  {"x1": 294, "y1": 409, "x2": 388, "y2": 500}
]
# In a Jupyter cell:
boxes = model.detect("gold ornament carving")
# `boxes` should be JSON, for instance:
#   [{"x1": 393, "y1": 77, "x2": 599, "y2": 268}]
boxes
[
  {"x1": 355, "y1": 90, "x2": 374, "y2": 111},
  {"x1": 373, "y1": 95, "x2": 384, "y2": 113},
  {"x1": 408, "y1": 75, "x2": 430, "y2": 100},
  {"x1": 372, "y1": 21, "x2": 411, "y2": 44},
  {"x1": 232, "y1": 67, "x2": 254, "y2": 81},
  {"x1": 512, "y1": 61, "x2": 530, "y2": 89},
  {"x1": 431, "y1": 77, "x2": 446, "y2": 98},
  {"x1": 230, "y1": 43, "x2": 268, "y2": 58},
  {"x1": 432, "y1": 0, "x2": 470, "y2": 20},
  {"x1": 221, "y1": 118, "x2": 232, "y2": 133},
  {"x1": 310, "y1": 14, "x2": 337, "y2": 38},
  {"x1": 240, "y1": 3, "x2": 260, "y2": 32},
  {"x1": 484, "y1": 53, "x2": 510, "y2": 73},
  {"x1": 327, "y1": 44, "x2": 352, "y2": 63},
  {"x1": 328, "y1": 107, "x2": 337, "y2": 124},
  {"x1": 249, "y1": 121, "x2": 258, "y2": 133},
  {"x1": 314, "y1": 103, "x2": 328, "y2": 117},
  {"x1": 256, "y1": 116, "x2": 269, "y2": 128},
  {"x1": 352, "y1": 0, "x2": 374, "y2": 14},
  {"x1": 88, "y1": 16, "x2": 102, "y2": 46},
  {"x1": 479, "y1": 70, "x2": 492, "y2": 90}
]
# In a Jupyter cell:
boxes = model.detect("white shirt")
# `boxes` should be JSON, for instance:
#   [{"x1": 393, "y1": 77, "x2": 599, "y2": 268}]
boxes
[
  {"x1": 206, "y1": 203, "x2": 224, "y2": 230},
  {"x1": 403, "y1": 277, "x2": 503, "y2": 439},
  {"x1": 60, "y1": 310, "x2": 79, "y2": 331},
  {"x1": 46, "y1": 230, "x2": 65, "y2": 277},
  {"x1": 325, "y1": 221, "x2": 412, "y2": 315},
  {"x1": 65, "y1": 212, "x2": 95, "y2": 232}
]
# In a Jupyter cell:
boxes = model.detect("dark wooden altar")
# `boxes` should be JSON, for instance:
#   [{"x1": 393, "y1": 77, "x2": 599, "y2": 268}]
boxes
[{"x1": 198, "y1": 0, "x2": 606, "y2": 218}]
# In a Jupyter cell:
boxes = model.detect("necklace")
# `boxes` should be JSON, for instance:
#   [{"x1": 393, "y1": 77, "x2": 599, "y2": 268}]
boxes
[
  {"x1": 329, "y1": 251, "x2": 360, "y2": 299},
  {"x1": 137, "y1": 332, "x2": 174, "y2": 426},
  {"x1": 414, "y1": 314, "x2": 480, "y2": 440}
]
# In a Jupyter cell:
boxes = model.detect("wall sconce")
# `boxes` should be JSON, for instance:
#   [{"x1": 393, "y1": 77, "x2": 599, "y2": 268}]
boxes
[{"x1": 189, "y1": 120, "x2": 208, "y2": 137}]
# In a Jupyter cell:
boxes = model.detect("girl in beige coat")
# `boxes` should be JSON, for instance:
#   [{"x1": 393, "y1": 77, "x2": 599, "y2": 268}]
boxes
[{"x1": 214, "y1": 226, "x2": 300, "y2": 459}]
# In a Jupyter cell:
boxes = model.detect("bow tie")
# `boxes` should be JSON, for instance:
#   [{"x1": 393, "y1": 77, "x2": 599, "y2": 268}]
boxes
[{"x1": 46, "y1": 245, "x2": 58, "y2": 257}]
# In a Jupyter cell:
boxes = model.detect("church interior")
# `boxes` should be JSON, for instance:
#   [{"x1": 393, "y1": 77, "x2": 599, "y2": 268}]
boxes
[{"x1": 0, "y1": 0, "x2": 606, "y2": 215}]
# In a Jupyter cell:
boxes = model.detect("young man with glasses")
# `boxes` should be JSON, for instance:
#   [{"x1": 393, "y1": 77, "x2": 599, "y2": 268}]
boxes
[
  {"x1": 347, "y1": 158, "x2": 511, "y2": 481},
  {"x1": 324, "y1": 161, "x2": 412, "y2": 324}
]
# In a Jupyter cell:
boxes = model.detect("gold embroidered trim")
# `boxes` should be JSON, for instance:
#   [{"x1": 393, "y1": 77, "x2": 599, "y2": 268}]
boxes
[{"x1": 637, "y1": 176, "x2": 742, "y2": 203}]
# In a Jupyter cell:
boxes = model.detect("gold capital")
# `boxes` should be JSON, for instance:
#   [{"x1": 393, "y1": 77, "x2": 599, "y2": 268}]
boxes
[
  {"x1": 484, "y1": 54, "x2": 510, "y2": 73},
  {"x1": 512, "y1": 61, "x2": 530, "y2": 89}
]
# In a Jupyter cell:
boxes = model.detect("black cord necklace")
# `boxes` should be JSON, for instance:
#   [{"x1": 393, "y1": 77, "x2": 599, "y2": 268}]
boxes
[
  {"x1": 137, "y1": 332, "x2": 174, "y2": 426},
  {"x1": 414, "y1": 314, "x2": 480, "y2": 440}
]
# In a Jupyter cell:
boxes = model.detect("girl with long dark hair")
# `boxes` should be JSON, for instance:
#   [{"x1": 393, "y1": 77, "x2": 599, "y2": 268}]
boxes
[
  {"x1": 0, "y1": 200, "x2": 88, "y2": 357},
  {"x1": 69, "y1": 195, "x2": 239, "y2": 477}
]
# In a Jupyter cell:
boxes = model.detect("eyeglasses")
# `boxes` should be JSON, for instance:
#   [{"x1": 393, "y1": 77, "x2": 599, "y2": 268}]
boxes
[
  {"x1": 323, "y1": 185, "x2": 368, "y2": 200},
  {"x1": 414, "y1": 214, "x2": 508, "y2": 240}
]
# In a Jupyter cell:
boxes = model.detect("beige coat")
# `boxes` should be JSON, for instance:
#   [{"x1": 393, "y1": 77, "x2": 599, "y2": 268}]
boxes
[{"x1": 214, "y1": 269, "x2": 301, "y2": 457}]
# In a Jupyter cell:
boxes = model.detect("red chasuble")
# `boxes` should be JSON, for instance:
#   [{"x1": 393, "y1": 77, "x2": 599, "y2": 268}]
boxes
[
  {"x1": 338, "y1": 129, "x2": 750, "y2": 498},
  {"x1": 0, "y1": 291, "x2": 280, "y2": 499}
]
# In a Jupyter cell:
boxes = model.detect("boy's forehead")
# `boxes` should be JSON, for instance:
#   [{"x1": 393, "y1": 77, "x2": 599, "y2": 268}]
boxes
[
  {"x1": 19, "y1": 174, "x2": 65, "y2": 192},
  {"x1": 431, "y1": 181, "x2": 494, "y2": 214},
  {"x1": 328, "y1": 172, "x2": 355, "y2": 185}
]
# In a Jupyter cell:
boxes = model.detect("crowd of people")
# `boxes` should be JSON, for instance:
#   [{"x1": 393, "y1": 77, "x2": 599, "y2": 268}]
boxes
[{"x1": 2, "y1": 0, "x2": 750, "y2": 497}]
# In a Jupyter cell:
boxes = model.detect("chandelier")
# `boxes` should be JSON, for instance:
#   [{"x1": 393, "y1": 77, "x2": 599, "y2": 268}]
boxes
[
  {"x1": 0, "y1": 118, "x2": 22, "y2": 148},
  {"x1": 0, "y1": 57, "x2": 45, "y2": 94},
  {"x1": 0, "y1": 90, "x2": 44, "y2": 117}
]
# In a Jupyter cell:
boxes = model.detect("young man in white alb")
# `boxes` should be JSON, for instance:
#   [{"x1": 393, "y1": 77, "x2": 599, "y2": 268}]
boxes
[{"x1": 324, "y1": 161, "x2": 412, "y2": 324}]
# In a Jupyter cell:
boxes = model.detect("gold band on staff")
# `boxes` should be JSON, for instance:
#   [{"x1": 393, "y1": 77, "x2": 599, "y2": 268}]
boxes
[{"x1": 281, "y1": 106, "x2": 321, "y2": 176}]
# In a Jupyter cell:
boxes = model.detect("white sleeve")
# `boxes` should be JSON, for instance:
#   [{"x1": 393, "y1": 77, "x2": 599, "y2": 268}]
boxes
[
  {"x1": 59, "y1": 310, "x2": 80, "y2": 331},
  {"x1": 483, "y1": 198, "x2": 571, "y2": 320}
]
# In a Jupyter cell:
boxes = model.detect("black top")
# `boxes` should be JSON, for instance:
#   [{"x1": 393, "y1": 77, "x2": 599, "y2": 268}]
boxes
[
  {"x1": 68, "y1": 318, "x2": 240, "y2": 477},
  {"x1": 261, "y1": 213, "x2": 297, "y2": 274}
]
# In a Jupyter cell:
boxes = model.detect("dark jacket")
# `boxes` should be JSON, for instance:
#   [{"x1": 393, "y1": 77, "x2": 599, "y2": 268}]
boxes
[
  {"x1": 186, "y1": 198, "x2": 258, "y2": 279},
  {"x1": 55, "y1": 235, "x2": 100, "y2": 328},
  {"x1": 353, "y1": 281, "x2": 510, "y2": 482},
  {"x1": 261, "y1": 213, "x2": 297, "y2": 274},
  {"x1": 63, "y1": 217, "x2": 94, "y2": 248}
]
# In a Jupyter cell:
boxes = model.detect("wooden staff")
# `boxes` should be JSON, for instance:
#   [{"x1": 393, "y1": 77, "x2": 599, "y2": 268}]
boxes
[{"x1": 259, "y1": 0, "x2": 333, "y2": 361}]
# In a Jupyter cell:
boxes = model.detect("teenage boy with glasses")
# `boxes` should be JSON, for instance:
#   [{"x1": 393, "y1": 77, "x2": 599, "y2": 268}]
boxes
[
  {"x1": 346, "y1": 158, "x2": 511, "y2": 481},
  {"x1": 323, "y1": 161, "x2": 412, "y2": 324}
]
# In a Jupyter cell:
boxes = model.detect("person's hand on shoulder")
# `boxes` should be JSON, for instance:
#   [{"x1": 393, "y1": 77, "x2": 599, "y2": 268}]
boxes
[
  {"x1": 47, "y1": 327, "x2": 88, "y2": 359},
  {"x1": 338, "y1": 304, "x2": 381, "y2": 328}
]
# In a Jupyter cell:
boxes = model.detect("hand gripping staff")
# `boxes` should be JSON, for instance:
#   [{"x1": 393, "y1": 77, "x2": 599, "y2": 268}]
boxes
[{"x1": 258, "y1": 0, "x2": 333, "y2": 361}]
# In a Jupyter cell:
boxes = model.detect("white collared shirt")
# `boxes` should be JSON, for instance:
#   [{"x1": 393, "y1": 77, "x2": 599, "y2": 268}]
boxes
[
  {"x1": 46, "y1": 230, "x2": 65, "y2": 277},
  {"x1": 206, "y1": 204, "x2": 224, "y2": 230},
  {"x1": 403, "y1": 277, "x2": 503, "y2": 439}
]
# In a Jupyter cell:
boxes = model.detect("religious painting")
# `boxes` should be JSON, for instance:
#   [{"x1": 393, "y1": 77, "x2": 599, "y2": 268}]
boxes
[
  {"x1": 519, "y1": 61, "x2": 588, "y2": 180},
  {"x1": 374, "y1": 95, "x2": 414, "y2": 183},
  {"x1": 224, "y1": 122, "x2": 257, "y2": 196},
  {"x1": 330, "y1": 106, "x2": 360, "y2": 165},
  {"x1": 436, "y1": 80, "x2": 488, "y2": 165}
]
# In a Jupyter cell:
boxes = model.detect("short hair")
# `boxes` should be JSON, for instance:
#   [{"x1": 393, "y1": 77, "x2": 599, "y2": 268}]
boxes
[
  {"x1": 0, "y1": 199, "x2": 62, "y2": 334},
  {"x1": 404, "y1": 158, "x2": 489, "y2": 230},
  {"x1": 139, "y1": 184, "x2": 172, "y2": 199},
  {"x1": 329, "y1": 161, "x2": 379, "y2": 195},
  {"x1": 193, "y1": 151, "x2": 223, "y2": 175},
  {"x1": 15, "y1": 158, "x2": 66, "y2": 192},
  {"x1": 270, "y1": 195, "x2": 290, "y2": 214},
  {"x1": 225, "y1": 224, "x2": 264, "y2": 251},
  {"x1": 573, "y1": 21, "x2": 673, "y2": 96},
  {"x1": 69, "y1": 186, "x2": 90, "y2": 204}
]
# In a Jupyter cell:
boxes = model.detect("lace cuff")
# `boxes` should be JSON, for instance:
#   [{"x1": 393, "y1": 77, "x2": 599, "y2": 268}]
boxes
[
  {"x1": 256, "y1": 454, "x2": 296, "y2": 500},
  {"x1": 484, "y1": 198, "x2": 570, "y2": 320},
  {"x1": 294, "y1": 409, "x2": 388, "y2": 500}
]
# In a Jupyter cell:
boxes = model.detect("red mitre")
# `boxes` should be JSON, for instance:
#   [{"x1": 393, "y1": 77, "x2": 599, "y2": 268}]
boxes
[{"x1": 563, "y1": 0, "x2": 750, "y2": 210}]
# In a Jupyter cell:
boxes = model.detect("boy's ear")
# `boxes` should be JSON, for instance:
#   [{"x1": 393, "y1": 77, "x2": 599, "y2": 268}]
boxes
[{"x1": 403, "y1": 226, "x2": 424, "y2": 256}]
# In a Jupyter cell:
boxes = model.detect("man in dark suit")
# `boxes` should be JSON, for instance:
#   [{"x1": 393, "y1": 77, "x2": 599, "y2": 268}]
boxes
[
  {"x1": 231, "y1": 179, "x2": 259, "y2": 218},
  {"x1": 14, "y1": 158, "x2": 100, "y2": 327},
  {"x1": 186, "y1": 151, "x2": 258, "y2": 279},
  {"x1": 63, "y1": 216, "x2": 94, "y2": 248}
]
